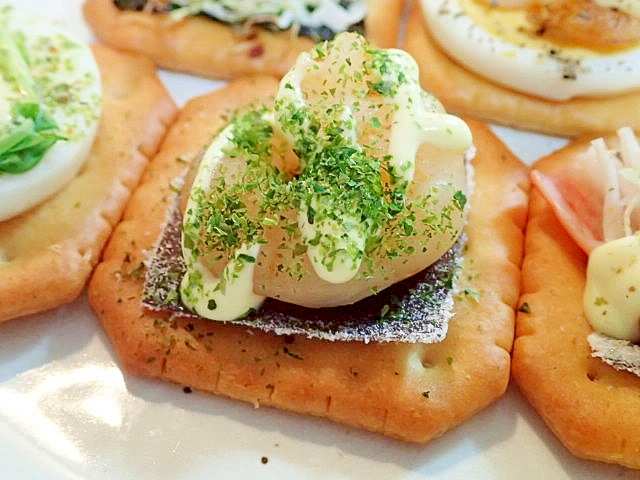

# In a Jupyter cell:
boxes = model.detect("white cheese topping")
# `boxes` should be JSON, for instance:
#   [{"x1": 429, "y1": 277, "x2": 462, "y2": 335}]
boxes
[
  {"x1": 421, "y1": 0, "x2": 640, "y2": 101},
  {"x1": 0, "y1": 5, "x2": 101, "y2": 221}
]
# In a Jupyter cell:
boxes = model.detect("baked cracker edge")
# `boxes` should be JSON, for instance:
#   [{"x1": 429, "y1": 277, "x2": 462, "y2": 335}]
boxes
[
  {"x1": 513, "y1": 139, "x2": 640, "y2": 469},
  {"x1": 87, "y1": 78, "x2": 529, "y2": 443}
]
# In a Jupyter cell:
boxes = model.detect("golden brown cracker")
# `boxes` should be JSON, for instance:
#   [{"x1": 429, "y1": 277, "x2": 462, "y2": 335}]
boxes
[
  {"x1": 83, "y1": 0, "x2": 405, "y2": 80},
  {"x1": 403, "y1": 2, "x2": 640, "y2": 137},
  {"x1": 87, "y1": 78, "x2": 529, "y2": 442},
  {"x1": 0, "y1": 44, "x2": 177, "y2": 323},
  {"x1": 513, "y1": 138, "x2": 640, "y2": 469}
]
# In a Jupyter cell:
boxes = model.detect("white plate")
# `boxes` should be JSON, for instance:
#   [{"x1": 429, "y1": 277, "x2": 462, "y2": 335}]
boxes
[{"x1": 1, "y1": 2, "x2": 640, "y2": 479}]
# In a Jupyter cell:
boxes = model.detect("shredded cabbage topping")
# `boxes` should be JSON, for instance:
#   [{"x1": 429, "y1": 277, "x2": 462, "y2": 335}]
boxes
[
  {"x1": 115, "y1": 0, "x2": 367, "y2": 38},
  {"x1": 173, "y1": 0, "x2": 365, "y2": 30}
]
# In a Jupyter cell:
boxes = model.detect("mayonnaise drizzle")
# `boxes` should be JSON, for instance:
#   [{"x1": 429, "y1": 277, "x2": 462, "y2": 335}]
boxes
[
  {"x1": 384, "y1": 50, "x2": 472, "y2": 186},
  {"x1": 276, "y1": 37, "x2": 471, "y2": 283},
  {"x1": 180, "y1": 126, "x2": 265, "y2": 321},
  {"x1": 297, "y1": 202, "x2": 370, "y2": 283},
  {"x1": 180, "y1": 243, "x2": 264, "y2": 321},
  {"x1": 584, "y1": 234, "x2": 640, "y2": 342}
]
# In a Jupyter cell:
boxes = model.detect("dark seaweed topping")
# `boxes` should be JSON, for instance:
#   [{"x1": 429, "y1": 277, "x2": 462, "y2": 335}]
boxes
[
  {"x1": 142, "y1": 198, "x2": 463, "y2": 343},
  {"x1": 114, "y1": 0, "x2": 154, "y2": 11}
]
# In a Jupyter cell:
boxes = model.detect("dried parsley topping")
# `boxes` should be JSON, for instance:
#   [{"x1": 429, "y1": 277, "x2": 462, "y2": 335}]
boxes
[
  {"x1": 518, "y1": 302, "x2": 531, "y2": 314},
  {"x1": 183, "y1": 103, "x2": 464, "y2": 280},
  {"x1": 182, "y1": 108, "x2": 283, "y2": 260},
  {"x1": 183, "y1": 32, "x2": 468, "y2": 282}
]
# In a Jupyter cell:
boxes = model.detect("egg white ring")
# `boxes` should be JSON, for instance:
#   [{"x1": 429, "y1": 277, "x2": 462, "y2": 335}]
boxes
[
  {"x1": 0, "y1": 6, "x2": 101, "y2": 222},
  {"x1": 420, "y1": 0, "x2": 640, "y2": 101}
]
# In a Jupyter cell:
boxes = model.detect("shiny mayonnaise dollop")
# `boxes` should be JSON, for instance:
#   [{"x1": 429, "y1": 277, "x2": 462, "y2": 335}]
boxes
[
  {"x1": 420, "y1": 0, "x2": 640, "y2": 101},
  {"x1": 180, "y1": 32, "x2": 472, "y2": 321},
  {"x1": 180, "y1": 126, "x2": 266, "y2": 321},
  {"x1": 583, "y1": 128, "x2": 640, "y2": 341},
  {"x1": 0, "y1": 5, "x2": 101, "y2": 221},
  {"x1": 584, "y1": 234, "x2": 640, "y2": 342}
]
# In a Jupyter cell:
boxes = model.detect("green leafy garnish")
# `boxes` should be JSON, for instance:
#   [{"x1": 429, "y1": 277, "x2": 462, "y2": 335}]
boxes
[{"x1": 0, "y1": 27, "x2": 65, "y2": 174}]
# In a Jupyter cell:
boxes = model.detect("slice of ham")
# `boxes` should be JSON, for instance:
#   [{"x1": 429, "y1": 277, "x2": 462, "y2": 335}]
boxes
[
  {"x1": 531, "y1": 127, "x2": 640, "y2": 254},
  {"x1": 531, "y1": 165, "x2": 604, "y2": 253}
]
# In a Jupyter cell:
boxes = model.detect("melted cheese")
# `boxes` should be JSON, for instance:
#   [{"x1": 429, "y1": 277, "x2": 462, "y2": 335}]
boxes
[
  {"x1": 0, "y1": 5, "x2": 101, "y2": 222},
  {"x1": 420, "y1": 0, "x2": 640, "y2": 101}
]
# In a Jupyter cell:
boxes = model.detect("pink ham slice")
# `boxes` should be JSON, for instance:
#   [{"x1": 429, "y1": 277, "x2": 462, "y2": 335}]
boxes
[
  {"x1": 531, "y1": 127, "x2": 640, "y2": 255},
  {"x1": 531, "y1": 167, "x2": 604, "y2": 254}
]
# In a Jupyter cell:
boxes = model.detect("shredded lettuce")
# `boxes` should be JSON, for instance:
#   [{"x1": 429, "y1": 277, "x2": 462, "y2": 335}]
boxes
[
  {"x1": 169, "y1": 0, "x2": 366, "y2": 33},
  {"x1": 0, "y1": 27, "x2": 65, "y2": 174}
]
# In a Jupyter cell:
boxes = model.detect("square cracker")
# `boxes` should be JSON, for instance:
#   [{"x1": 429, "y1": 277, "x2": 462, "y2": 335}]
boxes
[
  {"x1": 402, "y1": 2, "x2": 640, "y2": 137},
  {"x1": 87, "y1": 76, "x2": 529, "y2": 442},
  {"x1": 0, "y1": 44, "x2": 177, "y2": 323},
  {"x1": 513, "y1": 136, "x2": 640, "y2": 469},
  {"x1": 83, "y1": 0, "x2": 405, "y2": 80}
]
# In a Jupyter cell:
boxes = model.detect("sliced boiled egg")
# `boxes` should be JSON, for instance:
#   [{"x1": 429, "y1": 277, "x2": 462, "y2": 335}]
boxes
[
  {"x1": 0, "y1": 5, "x2": 101, "y2": 222},
  {"x1": 420, "y1": 0, "x2": 640, "y2": 101}
]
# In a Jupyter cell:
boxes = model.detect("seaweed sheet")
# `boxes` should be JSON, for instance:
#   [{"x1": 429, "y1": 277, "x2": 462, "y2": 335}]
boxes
[
  {"x1": 588, "y1": 332, "x2": 640, "y2": 377},
  {"x1": 142, "y1": 200, "x2": 463, "y2": 343}
]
